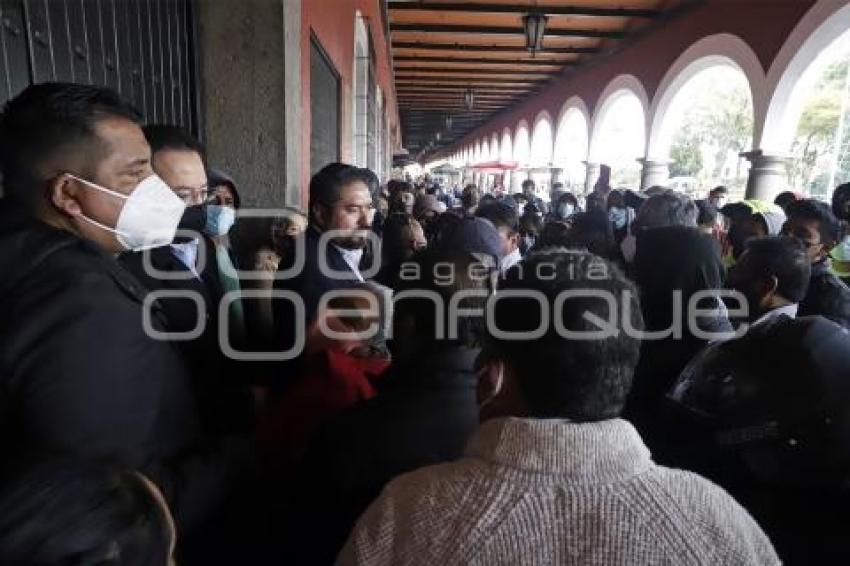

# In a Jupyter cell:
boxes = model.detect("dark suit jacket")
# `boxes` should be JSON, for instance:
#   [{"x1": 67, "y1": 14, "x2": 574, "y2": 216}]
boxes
[
  {"x1": 272, "y1": 226, "x2": 364, "y2": 362},
  {"x1": 119, "y1": 239, "x2": 253, "y2": 435},
  {"x1": 0, "y1": 200, "x2": 251, "y2": 542},
  {"x1": 285, "y1": 347, "x2": 481, "y2": 564}
]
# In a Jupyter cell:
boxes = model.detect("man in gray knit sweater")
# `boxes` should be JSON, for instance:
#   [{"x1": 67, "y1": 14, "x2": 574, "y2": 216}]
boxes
[{"x1": 339, "y1": 250, "x2": 779, "y2": 565}]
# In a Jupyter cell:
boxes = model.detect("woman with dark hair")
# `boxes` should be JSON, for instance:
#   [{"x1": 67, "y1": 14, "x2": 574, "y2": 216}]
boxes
[
  {"x1": 626, "y1": 225, "x2": 732, "y2": 465},
  {"x1": 208, "y1": 168, "x2": 241, "y2": 210},
  {"x1": 0, "y1": 462, "x2": 175, "y2": 566},
  {"x1": 566, "y1": 208, "x2": 618, "y2": 260},
  {"x1": 376, "y1": 213, "x2": 427, "y2": 288}
]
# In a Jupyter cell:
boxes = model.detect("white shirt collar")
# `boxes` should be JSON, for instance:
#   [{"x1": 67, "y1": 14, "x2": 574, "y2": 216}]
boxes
[
  {"x1": 752, "y1": 303, "x2": 798, "y2": 327},
  {"x1": 332, "y1": 244, "x2": 365, "y2": 282},
  {"x1": 171, "y1": 239, "x2": 200, "y2": 278},
  {"x1": 501, "y1": 248, "x2": 523, "y2": 274}
]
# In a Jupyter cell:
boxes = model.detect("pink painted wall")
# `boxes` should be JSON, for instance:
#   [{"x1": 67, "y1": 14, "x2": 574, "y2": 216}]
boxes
[{"x1": 301, "y1": 0, "x2": 400, "y2": 201}]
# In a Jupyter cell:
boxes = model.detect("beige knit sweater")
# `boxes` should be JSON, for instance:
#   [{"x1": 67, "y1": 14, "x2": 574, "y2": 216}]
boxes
[{"x1": 338, "y1": 417, "x2": 779, "y2": 565}]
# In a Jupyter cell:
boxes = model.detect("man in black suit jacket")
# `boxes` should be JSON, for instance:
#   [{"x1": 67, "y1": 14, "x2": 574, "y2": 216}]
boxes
[
  {"x1": 272, "y1": 163, "x2": 377, "y2": 364},
  {"x1": 0, "y1": 83, "x2": 252, "y2": 564},
  {"x1": 119, "y1": 125, "x2": 252, "y2": 435}
]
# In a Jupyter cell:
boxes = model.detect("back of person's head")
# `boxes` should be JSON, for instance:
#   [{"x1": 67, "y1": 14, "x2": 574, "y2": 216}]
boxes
[
  {"x1": 833, "y1": 183, "x2": 850, "y2": 221},
  {"x1": 479, "y1": 194, "x2": 496, "y2": 207},
  {"x1": 143, "y1": 124, "x2": 204, "y2": 160},
  {"x1": 734, "y1": 236, "x2": 811, "y2": 304},
  {"x1": 0, "y1": 462, "x2": 174, "y2": 566},
  {"x1": 623, "y1": 189, "x2": 647, "y2": 212},
  {"x1": 519, "y1": 211, "x2": 543, "y2": 235},
  {"x1": 567, "y1": 208, "x2": 616, "y2": 258},
  {"x1": 538, "y1": 220, "x2": 571, "y2": 249},
  {"x1": 696, "y1": 199, "x2": 718, "y2": 227},
  {"x1": 584, "y1": 192, "x2": 606, "y2": 212},
  {"x1": 774, "y1": 190, "x2": 800, "y2": 213},
  {"x1": 308, "y1": 162, "x2": 368, "y2": 223},
  {"x1": 461, "y1": 184, "x2": 480, "y2": 210},
  {"x1": 633, "y1": 189, "x2": 698, "y2": 232},
  {"x1": 785, "y1": 198, "x2": 842, "y2": 246},
  {"x1": 475, "y1": 201, "x2": 519, "y2": 234},
  {"x1": 0, "y1": 82, "x2": 140, "y2": 204},
  {"x1": 643, "y1": 185, "x2": 668, "y2": 197},
  {"x1": 709, "y1": 185, "x2": 728, "y2": 198},
  {"x1": 607, "y1": 189, "x2": 625, "y2": 209},
  {"x1": 387, "y1": 179, "x2": 412, "y2": 198},
  {"x1": 635, "y1": 226, "x2": 725, "y2": 331},
  {"x1": 381, "y1": 212, "x2": 424, "y2": 265},
  {"x1": 487, "y1": 250, "x2": 642, "y2": 421},
  {"x1": 390, "y1": 248, "x2": 494, "y2": 358}
]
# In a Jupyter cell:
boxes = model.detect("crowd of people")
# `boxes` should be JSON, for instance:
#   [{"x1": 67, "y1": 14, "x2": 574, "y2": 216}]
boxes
[{"x1": 1, "y1": 82, "x2": 850, "y2": 564}]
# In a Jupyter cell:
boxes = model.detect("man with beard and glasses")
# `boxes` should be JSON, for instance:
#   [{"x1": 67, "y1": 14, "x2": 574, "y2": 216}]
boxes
[{"x1": 273, "y1": 163, "x2": 376, "y2": 362}]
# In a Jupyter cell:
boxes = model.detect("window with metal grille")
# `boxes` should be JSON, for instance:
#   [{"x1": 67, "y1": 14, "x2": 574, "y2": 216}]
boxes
[
  {"x1": 310, "y1": 33, "x2": 340, "y2": 176},
  {"x1": 0, "y1": 0, "x2": 200, "y2": 136}
]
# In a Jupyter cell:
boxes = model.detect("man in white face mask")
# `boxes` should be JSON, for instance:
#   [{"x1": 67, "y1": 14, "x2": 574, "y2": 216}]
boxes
[{"x1": 0, "y1": 83, "x2": 250, "y2": 551}]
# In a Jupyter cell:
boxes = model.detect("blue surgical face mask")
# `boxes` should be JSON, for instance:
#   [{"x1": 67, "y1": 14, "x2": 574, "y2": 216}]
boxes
[
  {"x1": 204, "y1": 204, "x2": 236, "y2": 236},
  {"x1": 608, "y1": 207, "x2": 627, "y2": 230},
  {"x1": 557, "y1": 203, "x2": 575, "y2": 220}
]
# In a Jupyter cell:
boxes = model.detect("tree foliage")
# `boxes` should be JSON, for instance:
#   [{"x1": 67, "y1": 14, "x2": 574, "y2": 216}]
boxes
[
  {"x1": 788, "y1": 59, "x2": 849, "y2": 199},
  {"x1": 666, "y1": 69, "x2": 753, "y2": 195}
]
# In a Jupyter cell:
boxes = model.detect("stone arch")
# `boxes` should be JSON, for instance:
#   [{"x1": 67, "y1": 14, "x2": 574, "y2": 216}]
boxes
[
  {"x1": 647, "y1": 33, "x2": 764, "y2": 159},
  {"x1": 762, "y1": 0, "x2": 850, "y2": 153}
]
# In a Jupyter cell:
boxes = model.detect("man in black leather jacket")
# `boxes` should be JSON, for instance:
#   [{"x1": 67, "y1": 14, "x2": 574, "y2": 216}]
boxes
[
  {"x1": 782, "y1": 199, "x2": 850, "y2": 330},
  {"x1": 669, "y1": 236, "x2": 850, "y2": 563}
]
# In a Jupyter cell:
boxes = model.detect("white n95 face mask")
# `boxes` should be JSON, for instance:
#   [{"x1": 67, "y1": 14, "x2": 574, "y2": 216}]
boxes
[{"x1": 69, "y1": 174, "x2": 186, "y2": 251}]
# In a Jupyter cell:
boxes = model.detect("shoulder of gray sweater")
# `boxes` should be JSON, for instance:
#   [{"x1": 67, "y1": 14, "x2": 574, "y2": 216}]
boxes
[{"x1": 637, "y1": 466, "x2": 780, "y2": 563}]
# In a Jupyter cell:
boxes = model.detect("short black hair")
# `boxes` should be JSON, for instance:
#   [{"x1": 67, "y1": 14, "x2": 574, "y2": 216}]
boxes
[
  {"x1": 710, "y1": 185, "x2": 728, "y2": 197},
  {"x1": 0, "y1": 82, "x2": 140, "y2": 201},
  {"x1": 696, "y1": 199, "x2": 718, "y2": 226},
  {"x1": 391, "y1": 248, "x2": 492, "y2": 353},
  {"x1": 476, "y1": 201, "x2": 519, "y2": 233},
  {"x1": 538, "y1": 220, "x2": 571, "y2": 248},
  {"x1": 740, "y1": 236, "x2": 811, "y2": 303},
  {"x1": 633, "y1": 190, "x2": 698, "y2": 231},
  {"x1": 519, "y1": 211, "x2": 544, "y2": 234},
  {"x1": 774, "y1": 190, "x2": 799, "y2": 212},
  {"x1": 461, "y1": 185, "x2": 480, "y2": 209},
  {"x1": 143, "y1": 124, "x2": 205, "y2": 160},
  {"x1": 785, "y1": 199, "x2": 841, "y2": 245},
  {"x1": 556, "y1": 191, "x2": 579, "y2": 208},
  {"x1": 567, "y1": 209, "x2": 616, "y2": 259},
  {"x1": 489, "y1": 249, "x2": 642, "y2": 421},
  {"x1": 832, "y1": 182, "x2": 850, "y2": 221},
  {"x1": 0, "y1": 461, "x2": 172, "y2": 566},
  {"x1": 381, "y1": 212, "x2": 419, "y2": 265},
  {"x1": 358, "y1": 167, "x2": 380, "y2": 196},
  {"x1": 308, "y1": 162, "x2": 372, "y2": 219},
  {"x1": 521, "y1": 178, "x2": 535, "y2": 190}
]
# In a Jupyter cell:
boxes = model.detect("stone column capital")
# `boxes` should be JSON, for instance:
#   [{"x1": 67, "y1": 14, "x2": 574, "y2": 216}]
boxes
[{"x1": 741, "y1": 149, "x2": 789, "y2": 201}]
